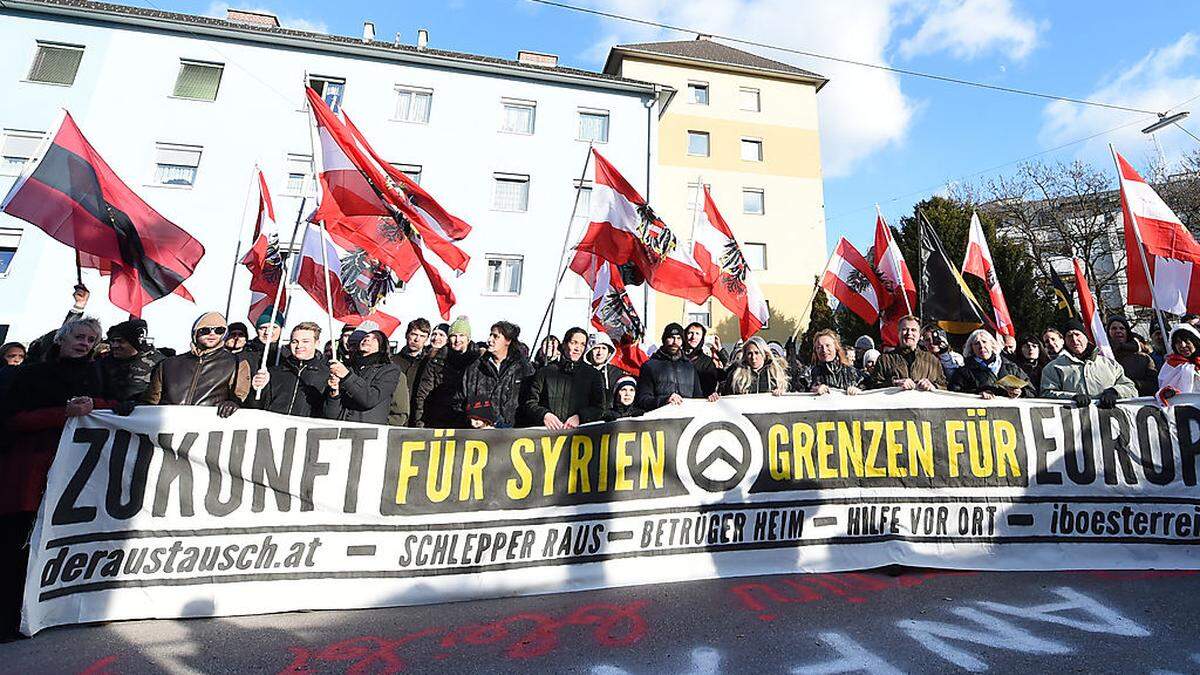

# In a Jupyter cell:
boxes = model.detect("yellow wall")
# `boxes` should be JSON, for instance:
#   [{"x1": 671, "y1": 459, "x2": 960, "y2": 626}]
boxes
[{"x1": 616, "y1": 54, "x2": 828, "y2": 344}]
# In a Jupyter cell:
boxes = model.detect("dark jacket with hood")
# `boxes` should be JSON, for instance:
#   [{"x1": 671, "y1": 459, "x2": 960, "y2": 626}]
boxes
[
  {"x1": 324, "y1": 351, "x2": 402, "y2": 425},
  {"x1": 684, "y1": 326, "x2": 721, "y2": 396},
  {"x1": 98, "y1": 348, "x2": 165, "y2": 403},
  {"x1": 459, "y1": 351, "x2": 533, "y2": 428},
  {"x1": 412, "y1": 346, "x2": 478, "y2": 428},
  {"x1": 520, "y1": 357, "x2": 607, "y2": 426},
  {"x1": 636, "y1": 347, "x2": 704, "y2": 411},
  {"x1": 1112, "y1": 340, "x2": 1158, "y2": 397},
  {"x1": 950, "y1": 355, "x2": 1037, "y2": 399},
  {"x1": 248, "y1": 352, "x2": 331, "y2": 418},
  {"x1": 145, "y1": 313, "x2": 251, "y2": 406}
]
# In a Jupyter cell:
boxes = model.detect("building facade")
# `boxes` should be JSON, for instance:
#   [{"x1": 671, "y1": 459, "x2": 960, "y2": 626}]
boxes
[
  {"x1": 605, "y1": 37, "x2": 828, "y2": 343},
  {"x1": 0, "y1": 0, "x2": 660, "y2": 348}
]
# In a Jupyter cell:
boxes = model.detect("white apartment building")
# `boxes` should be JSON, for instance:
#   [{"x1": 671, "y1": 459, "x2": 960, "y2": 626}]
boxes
[{"x1": 0, "y1": 0, "x2": 661, "y2": 348}]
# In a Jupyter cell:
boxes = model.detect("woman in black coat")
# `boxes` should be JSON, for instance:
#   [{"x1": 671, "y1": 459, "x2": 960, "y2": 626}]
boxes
[
  {"x1": 324, "y1": 330, "x2": 403, "y2": 425},
  {"x1": 951, "y1": 330, "x2": 1037, "y2": 400}
]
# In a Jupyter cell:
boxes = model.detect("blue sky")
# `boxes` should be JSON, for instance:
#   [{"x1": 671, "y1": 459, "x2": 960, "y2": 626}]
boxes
[{"x1": 160, "y1": 1, "x2": 1200, "y2": 247}]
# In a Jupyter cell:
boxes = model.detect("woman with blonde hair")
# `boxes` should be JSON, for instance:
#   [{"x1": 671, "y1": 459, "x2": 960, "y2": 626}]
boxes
[
  {"x1": 719, "y1": 336, "x2": 790, "y2": 396},
  {"x1": 808, "y1": 329, "x2": 865, "y2": 395}
]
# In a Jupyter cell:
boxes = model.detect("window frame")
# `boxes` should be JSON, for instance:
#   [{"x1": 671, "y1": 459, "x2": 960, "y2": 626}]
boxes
[
  {"x1": 684, "y1": 300, "x2": 712, "y2": 329},
  {"x1": 1, "y1": 129, "x2": 46, "y2": 177},
  {"x1": 491, "y1": 173, "x2": 531, "y2": 212},
  {"x1": 739, "y1": 87, "x2": 761, "y2": 112},
  {"x1": 306, "y1": 75, "x2": 346, "y2": 112},
  {"x1": 393, "y1": 85, "x2": 433, "y2": 124},
  {"x1": 577, "y1": 108, "x2": 610, "y2": 144},
  {"x1": 743, "y1": 242, "x2": 768, "y2": 271},
  {"x1": 483, "y1": 254, "x2": 525, "y2": 296},
  {"x1": 687, "y1": 130, "x2": 711, "y2": 157},
  {"x1": 170, "y1": 59, "x2": 224, "y2": 102},
  {"x1": 25, "y1": 41, "x2": 85, "y2": 87},
  {"x1": 742, "y1": 188, "x2": 765, "y2": 215},
  {"x1": 284, "y1": 153, "x2": 317, "y2": 197},
  {"x1": 740, "y1": 137, "x2": 764, "y2": 162},
  {"x1": 152, "y1": 142, "x2": 203, "y2": 189},
  {"x1": 390, "y1": 162, "x2": 423, "y2": 184},
  {"x1": 688, "y1": 81, "x2": 710, "y2": 106},
  {"x1": 0, "y1": 228, "x2": 22, "y2": 278},
  {"x1": 499, "y1": 98, "x2": 537, "y2": 135}
]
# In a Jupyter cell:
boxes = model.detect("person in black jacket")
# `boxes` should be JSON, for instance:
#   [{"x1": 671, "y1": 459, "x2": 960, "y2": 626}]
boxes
[
  {"x1": 324, "y1": 330, "x2": 402, "y2": 425},
  {"x1": 684, "y1": 322, "x2": 722, "y2": 396},
  {"x1": 807, "y1": 330, "x2": 865, "y2": 395},
  {"x1": 412, "y1": 316, "x2": 478, "y2": 428},
  {"x1": 248, "y1": 322, "x2": 330, "y2": 418},
  {"x1": 521, "y1": 327, "x2": 607, "y2": 429},
  {"x1": 1011, "y1": 334, "x2": 1044, "y2": 386},
  {"x1": 719, "y1": 336, "x2": 791, "y2": 395},
  {"x1": 637, "y1": 323, "x2": 704, "y2": 411},
  {"x1": 97, "y1": 319, "x2": 164, "y2": 404},
  {"x1": 459, "y1": 321, "x2": 532, "y2": 429},
  {"x1": 608, "y1": 376, "x2": 645, "y2": 420},
  {"x1": 951, "y1": 329, "x2": 1037, "y2": 400}
]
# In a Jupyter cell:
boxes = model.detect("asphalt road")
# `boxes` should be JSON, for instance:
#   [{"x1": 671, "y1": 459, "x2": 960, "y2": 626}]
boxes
[{"x1": 3, "y1": 569, "x2": 1199, "y2": 674}]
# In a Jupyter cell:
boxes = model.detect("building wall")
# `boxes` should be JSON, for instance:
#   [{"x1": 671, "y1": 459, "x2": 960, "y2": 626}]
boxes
[
  {"x1": 0, "y1": 8, "x2": 656, "y2": 349},
  {"x1": 616, "y1": 54, "x2": 827, "y2": 344}
]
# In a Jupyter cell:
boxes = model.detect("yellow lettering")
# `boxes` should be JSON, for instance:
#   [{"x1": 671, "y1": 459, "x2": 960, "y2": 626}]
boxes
[
  {"x1": 568, "y1": 436, "x2": 593, "y2": 494},
  {"x1": 767, "y1": 424, "x2": 790, "y2": 480},
  {"x1": 817, "y1": 421, "x2": 837, "y2": 479},
  {"x1": 614, "y1": 432, "x2": 636, "y2": 490},
  {"x1": 506, "y1": 438, "x2": 535, "y2": 500},
  {"x1": 460, "y1": 439, "x2": 487, "y2": 501},
  {"x1": 969, "y1": 419, "x2": 994, "y2": 477},
  {"x1": 793, "y1": 422, "x2": 816, "y2": 479},
  {"x1": 540, "y1": 435, "x2": 568, "y2": 496},
  {"x1": 994, "y1": 421, "x2": 1021, "y2": 477},
  {"x1": 639, "y1": 431, "x2": 665, "y2": 490},
  {"x1": 426, "y1": 438, "x2": 453, "y2": 503},
  {"x1": 945, "y1": 421, "x2": 965, "y2": 478},
  {"x1": 910, "y1": 421, "x2": 935, "y2": 478},
  {"x1": 885, "y1": 420, "x2": 906, "y2": 478},
  {"x1": 394, "y1": 440, "x2": 425, "y2": 505},
  {"x1": 598, "y1": 433, "x2": 610, "y2": 491},
  {"x1": 863, "y1": 421, "x2": 885, "y2": 478},
  {"x1": 839, "y1": 421, "x2": 864, "y2": 478}
]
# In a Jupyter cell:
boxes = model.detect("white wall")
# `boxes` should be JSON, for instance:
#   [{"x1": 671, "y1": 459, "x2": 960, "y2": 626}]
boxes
[{"x1": 0, "y1": 9, "x2": 656, "y2": 350}]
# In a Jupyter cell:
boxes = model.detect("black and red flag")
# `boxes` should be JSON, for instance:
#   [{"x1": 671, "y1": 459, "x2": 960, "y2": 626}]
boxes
[{"x1": 0, "y1": 111, "x2": 204, "y2": 316}]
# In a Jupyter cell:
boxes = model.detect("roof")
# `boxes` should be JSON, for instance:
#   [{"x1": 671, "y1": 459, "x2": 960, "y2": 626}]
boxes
[
  {"x1": 605, "y1": 38, "x2": 828, "y2": 91},
  {"x1": 3, "y1": 0, "x2": 658, "y2": 94}
]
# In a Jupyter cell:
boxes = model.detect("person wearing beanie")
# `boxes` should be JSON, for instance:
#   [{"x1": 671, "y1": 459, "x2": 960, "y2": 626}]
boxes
[
  {"x1": 1040, "y1": 319, "x2": 1137, "y2": 407},
  {"x1": 1156, "y1": 323, "x2": 1200, "y2": 404},
  {"x1": 520, "y1": 327, "x2": 607, "y2": 429},
  {"x1": 860, "y1": 348, "x2": 881, "y2": 375},
  {"x1": 143, "y1": 312, "x2": 250, "y2": 417},
  {"x1": 607, "y1": 376, "x2": 645, "y2": 420},
  {"x1": 430, "y1": 323, "x2": 451, "y2": 351},
  {"x1": 1106, "y1": 315, "x2": 1158, "y2": 397},
  {"x1": 326, "y1": 329, "x2": 403, "y2": 425},
  {"x1": 585, "y1": 332, "x2": 628, "y2": 394},
  {"x1": 245, "y1": 310, "x2": 286, "y2": 366},
  {"x1": 97, "y1": 319, "x2": 164, "y2": 404},
  {"x1": 636, "y1": 322, "x2": 704, "y2": 411},
  {"x1": 411, "y1": 315, "x2": 479, "y2": 427},
  {"x1": 853, "y1": 335, "x2": 875, "y2": 369},
  {"x1": 224, "y1": 322, "x2": 249, "y2": 354}
]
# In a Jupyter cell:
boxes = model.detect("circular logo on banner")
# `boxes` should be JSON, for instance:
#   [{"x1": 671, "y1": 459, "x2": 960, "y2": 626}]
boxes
[{"x1": 681, "y1": 420, "x2": 756, "y2": 494}]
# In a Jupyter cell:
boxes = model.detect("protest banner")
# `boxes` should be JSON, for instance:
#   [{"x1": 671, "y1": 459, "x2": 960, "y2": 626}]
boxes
[{"x1": 22, "y1": 390, "x2": 1200, "y2": 635}]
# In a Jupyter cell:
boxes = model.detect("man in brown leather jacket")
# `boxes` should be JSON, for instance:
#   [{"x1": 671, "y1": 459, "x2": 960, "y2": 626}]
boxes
[
  {"x1": 870, "y1": 315, "x2": 948, "y2": 391},
  {"x1": 143, "y1": 312, "x2": 251, "y2": 417}
]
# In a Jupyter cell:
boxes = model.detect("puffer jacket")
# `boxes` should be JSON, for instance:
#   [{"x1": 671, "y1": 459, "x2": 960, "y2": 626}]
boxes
[
  {"x1": 459, "y1": 352, "x2": 533, "y2": 428},
  {"x1": 870, "y1": 347, "x2": 948, "y2": 390},
  {"x1": 807, "y1": 360, "x2": 865, "y2": 391},
  {"x1": 520, "y1": 358, "x2": 607, "y2": 426},
  {"x1": 950, "y1": 355, "x2": 1037, "y2": 399},
  {"x1": 1040, "y1": 347, "x2": 1138, "y2": 400},
  {"x1": 97, "y1": 347, "x2": 165, "y2": 402},
  {"x1": 324, "y1": 354, "x2": 402, "y2": 425},
  {"x1": 413, "y1": 346, "x2": 478, "y2": 428},
  {"x1": 636, "y1": 348, "x2": 704, "y2": 410},
  {"x1": 1112, "y1": 341, "x2": 1158, "y2": 397},
  {"x1": 144, "y1": 347, "x2": 250, "y2": 406},
  {"x1": 247, "y1": 352, "x2": 330, "y2": 418}
]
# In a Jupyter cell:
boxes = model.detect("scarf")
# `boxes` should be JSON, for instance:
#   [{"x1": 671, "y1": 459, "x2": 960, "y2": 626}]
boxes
[
  {"x1": 974, "y1": 354, "x2": 1002, "y2": 376},
  {"x1": 1166, "y1": 354, "x2": 1200, "y2": 368}
]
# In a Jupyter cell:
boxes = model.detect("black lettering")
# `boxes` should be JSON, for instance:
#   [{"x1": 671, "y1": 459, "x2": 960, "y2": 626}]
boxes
[
  {"x1": 52, "y1": 427, "x2": 108, "y2": 525},
  {"x1": 204, "y1": 430, "x2": 246, "y2": 517},
  {"x1": 106, "y1": 430, "x2": 153, "y2": 520},
  {"x1": 1064, "y1": 408, "x2": 1096, "y2": 485},
  {"x1": 1136, "y1": 407, "x2": 1176, "y2": 486},
  {"x1": 300, "y1": 429, "x2": 337, "y2": 511},
  {"x1": 40, "y1": 547, "x2": 68, "y2": 587},
  {"x1": 1176, "y1": 405, "x2": 1200, "y2": 486},
  {"x1": 251, "y1": 427, "x2": 296, "y2": 512},
  {"x1": 1096, "y1": 409, "x2": 1137, "y2": 486},
  {"x1": 379, "y1": 429, "x2": 406, "y2": 516},
  {"x1": 340, "y1": 427, "x2": 376, "y2": 513},
  {"x1": 153, "y1": 432, "x2": 197, "y2": 517},
  {"x1": 1031, "y1": 407, "x2": 1062, "y2": 485}
]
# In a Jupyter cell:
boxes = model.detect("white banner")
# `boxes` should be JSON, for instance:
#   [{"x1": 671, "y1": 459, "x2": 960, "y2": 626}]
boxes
[{"x1": 22, "y1": 391, "x2": 1200, "y2": 635}]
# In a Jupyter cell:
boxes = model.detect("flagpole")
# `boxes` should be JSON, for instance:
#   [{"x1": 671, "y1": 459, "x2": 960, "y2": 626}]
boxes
[
  {"x1": 254, "y1": 196, "x2": 306, "y2": 400},
  {"x1": 1109, "y1": 144, "x2": 1170, "y2": 343},
  {"x1": 876, "y1": 204, "x2": 912, "y2": 315},
  {"x1": 224, "y1": 164, "x2": 260, "y2": 318},
  {"x1": 318, "y1": 222, "x2": 339, "y2": 364},
  {"x1": 789, "y1": 274, "x2": 825, "y2": 342},
  {"x1": 536, "y1": 142, "x2": 593, "y2": 349},
  {"x1": 917, "y1": 208, "x2": 929, "y2": 325}
]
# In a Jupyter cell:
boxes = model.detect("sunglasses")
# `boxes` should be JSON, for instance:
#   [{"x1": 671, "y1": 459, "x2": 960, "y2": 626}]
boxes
[{"x1": 196, "y1": 327, "x2": 225, "y2": 337}]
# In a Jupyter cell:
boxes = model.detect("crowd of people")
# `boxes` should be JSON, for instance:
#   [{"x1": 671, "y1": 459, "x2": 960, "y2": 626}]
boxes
[{"x1": 4, "y1": 285, "x2": 1200, "y2": 637}]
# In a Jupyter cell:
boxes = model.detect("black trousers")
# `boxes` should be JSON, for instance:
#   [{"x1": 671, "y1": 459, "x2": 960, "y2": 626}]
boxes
[{"x1": 0, "y1": 512, "x2": 35, "y2": 638}]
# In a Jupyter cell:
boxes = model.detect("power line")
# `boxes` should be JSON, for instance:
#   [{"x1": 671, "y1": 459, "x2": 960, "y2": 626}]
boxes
[{"x1": 529, "y1": 0, "x2": 1164, "y2": 116}]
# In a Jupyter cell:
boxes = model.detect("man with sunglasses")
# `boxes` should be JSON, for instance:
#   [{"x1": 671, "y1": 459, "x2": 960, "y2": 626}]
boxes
[{"x1": 143, "y1": 312, "x2": 251, "y2": 418}]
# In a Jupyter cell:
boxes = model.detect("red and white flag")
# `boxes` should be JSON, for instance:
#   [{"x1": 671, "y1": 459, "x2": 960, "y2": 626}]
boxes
[
  {"x1": 295, "y1": 223, "x2": 359, "y2": 320},
  {"x1": 1073, "y1": 257, "x2": 1113, "y2": 359},
  {"x1": 1113, "y1": 146, "x2": 1200, "y2": 315},
  {"x1": 872, "y1": 210, "x2": 916, "y2": 346},
  {"x1": 820, "y1": 238, "x2": 887, "y2": 325},
  {"x1": 342, "y1": 309, "x2": 403, "y2": 337},
  {"x1": 240, "y1": 168, "x2": 288, "y2": 324},
  {"x1": 569, "y1": 249, "x2": 649, "y2": 375},
  {"x1": 694, "y1": 186, "x2": 769, "y2": 339},
  {"x1": 962, "y1": 211, "x2": 1014, "y2": 336},
  {"x1": 575, "y1": 149, "x2": 709, "y2": 304}
]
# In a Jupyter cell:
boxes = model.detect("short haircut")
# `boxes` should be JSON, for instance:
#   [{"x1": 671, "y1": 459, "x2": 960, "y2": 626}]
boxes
[
  {"x1": 491, "y1": 321, "x2": 520, "y2": 343},
  {"x1": 1042, "y1": 327, "x2": 1063, "y2": 337},
  {"x1": 897, "y1": 315, "x2": 921, "y2": 330},
  {"x1": 562, "y1": 327, "x2": 588, "y2": 347},
  {"x1": 54, "y1": 317, "x2": 102, "y2": 347},
  {"x1": 292, "y1": 321, "x2": 322, "y2": 339},
  {"x1": 407, "y1": 318, "x2": 432, "y2": 335},
  {"x1": 685, "y1": 322, "x2": 706, "y2": 333}
]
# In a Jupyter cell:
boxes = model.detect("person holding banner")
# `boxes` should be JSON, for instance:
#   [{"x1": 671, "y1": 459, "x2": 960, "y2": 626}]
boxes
[
  {"x1": 637, "y1": 323, "x2": 705, "y2": 410},
  {"x1": 325, "y1": 330, "x2": 404, "y2": 426},
  {"x1": 807, "y1": 330, "x2": 865, "y2": 395},
  {"x1": 520, "y1": 327, "x2": 607, "y2": 430},
  {"x1": 871, "y1": 316, "x2": 947, "y2": 391},
  {"x1": 97, "y1": 319, "x2": 164, "y2": 404},
  {"x1": 1157, "y1": 324, "x2": 1200, "y2": 404},
  {"x1": 459, "y1": 321, "x2": 532, "y2": 429},
  {"x1": 1039, "y1": 319, "x2": 1137, "y2": 407},
  {"x1": 248, "y1": 322, "x2": 331, "y2": 418},
  {"x1": 143, "y1": 312, "x2": 250, "y2": 418},
  {"x1": 950, "y1": 330, "x2": 1036, "y2": 400},
  {"x1": 1105, "y1": 316, "x2": 1158, "y2": 397},
  {"x1": 720, "y1": 336, "x2": 790, "y2": 396}
]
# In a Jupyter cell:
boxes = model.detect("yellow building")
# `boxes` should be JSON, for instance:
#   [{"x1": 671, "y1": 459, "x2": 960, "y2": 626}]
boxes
[{"x1": 604, "y1": 37, "x2": 828, "y2": 343}]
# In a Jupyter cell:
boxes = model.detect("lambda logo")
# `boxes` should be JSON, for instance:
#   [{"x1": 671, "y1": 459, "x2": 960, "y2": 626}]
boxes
[{"x1": 677, "y1": 415, "x2": 762, "y2": 498}]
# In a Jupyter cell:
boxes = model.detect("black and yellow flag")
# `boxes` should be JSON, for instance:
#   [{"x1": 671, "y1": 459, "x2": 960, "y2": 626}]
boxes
[
  {"x1": 1049, "y1": 270, "x2": 1078, "y2": 319},
  {"x1": 918, "y1": 211, "x2": 988, "y2": 334}
]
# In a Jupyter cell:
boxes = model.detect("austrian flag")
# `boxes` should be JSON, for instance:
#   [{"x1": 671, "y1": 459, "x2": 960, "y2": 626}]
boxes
[
  {"x1": 820, "y1": 238, "x2": 887, "y2": 325},
  {"x1": 241, "y1": 168, "x2": 288, "y2": 324},
  {"x1": 694, "y1": 186, "x2": 769, "y2": 339}
]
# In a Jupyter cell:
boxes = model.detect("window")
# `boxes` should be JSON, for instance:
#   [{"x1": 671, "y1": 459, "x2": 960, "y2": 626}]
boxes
[
  {"x1": 154, "y1": 143, "x2": 202, "y2": 187},
  {"x1": 684, "y1": 301, "x2": 711, "y2": 328},
  {"x1": 394, "y1": 86, "x2": 432, "y2": 123},
  {"x1": 742, "y1": 188, "x2": 765, "y2": 215},
  {"x1": 744, "y1": 242, "x2": 767, "y2": 270},
  {"x1": 172, "y1": 60, "x2": 223, "y2": 101},
  {"x1": 577, "y1": 110, "x2": 609, "y2": 143},
  {"x1": 687, "y1": 131, "x2": 710, "y2": 157},
  {"x1": 391, "y1": 163, "x2": 422, "y2": 184},
  {"x1": 309, "y1": 75, "x2": 345, "y2": 112},
  {"x1": 567, "y1": 183, "x2": 595, "y2": 299},
  {"x1": 739, "y1": 87, "x2": 761, "y2": 112},
  {"x1": 484, "y1": 255, "x2": 523, "y2": 295},
  {"x1": 500, "y1": 99, "x2": 536, "y2": 134},
  {"x1": 285, "y1": 153, "x2": 316, "y2": 195},
  {"x1": 27, "y1": 42, "x2": 84, "y2": 85},
  {"x1": 685, "y1": 181, "x2": 711, "y2": 217},
  {"x1": 741, "y1": 138, "x2": 764, "y2": 162},
  {"x1": 492, "y1": 173, "x2": 530, "y2": 212},
  {"x1": 688, "y1": 81, "x2": 709, "y2": 105},
  {"x1": 1, "y1": 130, "x2": 44, "y2": 176},
  {"x1": 0, "y1": 228, "x2": 21, "y2": 277}
]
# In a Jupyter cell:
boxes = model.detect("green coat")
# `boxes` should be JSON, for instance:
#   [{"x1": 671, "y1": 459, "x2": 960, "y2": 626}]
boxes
[{"x1": 1039, "y1": 349, "x2": 1138, "y2": 400}]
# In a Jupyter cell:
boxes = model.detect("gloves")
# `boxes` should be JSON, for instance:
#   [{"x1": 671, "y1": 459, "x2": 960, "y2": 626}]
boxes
[
  {"x1": 216, "y1": 400, "x2": 240, "y2": 419},
  {"x1": 113, "y1": 401, "x2": 137, "y2": 417},
  {"x1": 1097, "y1": 388, "x2": 1120, "y2": 409},
  {"x1": 1072, "y1": 393, "x2": 1092, "y2": 408}
]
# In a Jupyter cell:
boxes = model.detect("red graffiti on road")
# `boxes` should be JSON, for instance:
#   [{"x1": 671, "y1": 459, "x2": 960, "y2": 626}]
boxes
[
  {"x1": 78, "y1": 655, "x2": 119, "y2": 675},
  {"x1": 279, "y1": 600, "x2": 650, "y2": 673},
  {"x1": 731, "y1": 571, "x2": 975, "y2": 621}
]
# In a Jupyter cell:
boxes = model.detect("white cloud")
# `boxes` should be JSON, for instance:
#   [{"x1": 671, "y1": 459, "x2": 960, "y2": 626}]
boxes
[
  {"x1": 899, "y1": 0, "x2": 1045, "y2": 61},
  {"x1": 1039, "y1": 33, "x2": 1200, "y2": 166},
  {"x1": 204, "y1": 2, "x2": 329, "y2": 34},
  {"x1": 582, "y1": 0, "x2": 917, "y2": 178}
]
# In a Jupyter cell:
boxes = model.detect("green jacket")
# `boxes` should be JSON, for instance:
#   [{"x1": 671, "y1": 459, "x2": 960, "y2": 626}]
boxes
[{"x1": 1039, "y1": 349, "x2": 1138, "y2": 400}]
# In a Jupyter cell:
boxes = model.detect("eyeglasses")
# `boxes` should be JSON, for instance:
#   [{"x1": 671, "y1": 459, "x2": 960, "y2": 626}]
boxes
[{"x1": 196, "y1": 327, "x2": 225, "y2": 337}]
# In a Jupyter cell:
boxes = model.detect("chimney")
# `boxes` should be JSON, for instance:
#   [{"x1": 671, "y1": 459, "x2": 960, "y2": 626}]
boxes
[
  {"x1": 394, "y1": 32, "x2": 402, "y2": 47},
  {"x1": 362, "y1": 21, "x2": 375, "y2": 43},
  {"x1": 417, "y1": 28, "x2": 429, "y2": 51},
  {"x1": 517, "y1": 50, "x2": 558, "y2": 68},
  {"x1": 226, "y1": 8, "x2": 280, "y2": 28}
]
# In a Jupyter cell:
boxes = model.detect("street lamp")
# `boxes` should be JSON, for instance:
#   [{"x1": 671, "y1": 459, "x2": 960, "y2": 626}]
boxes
[{"x1": 1141, "y1": 111, "x2": 1190, "y2": 134}]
